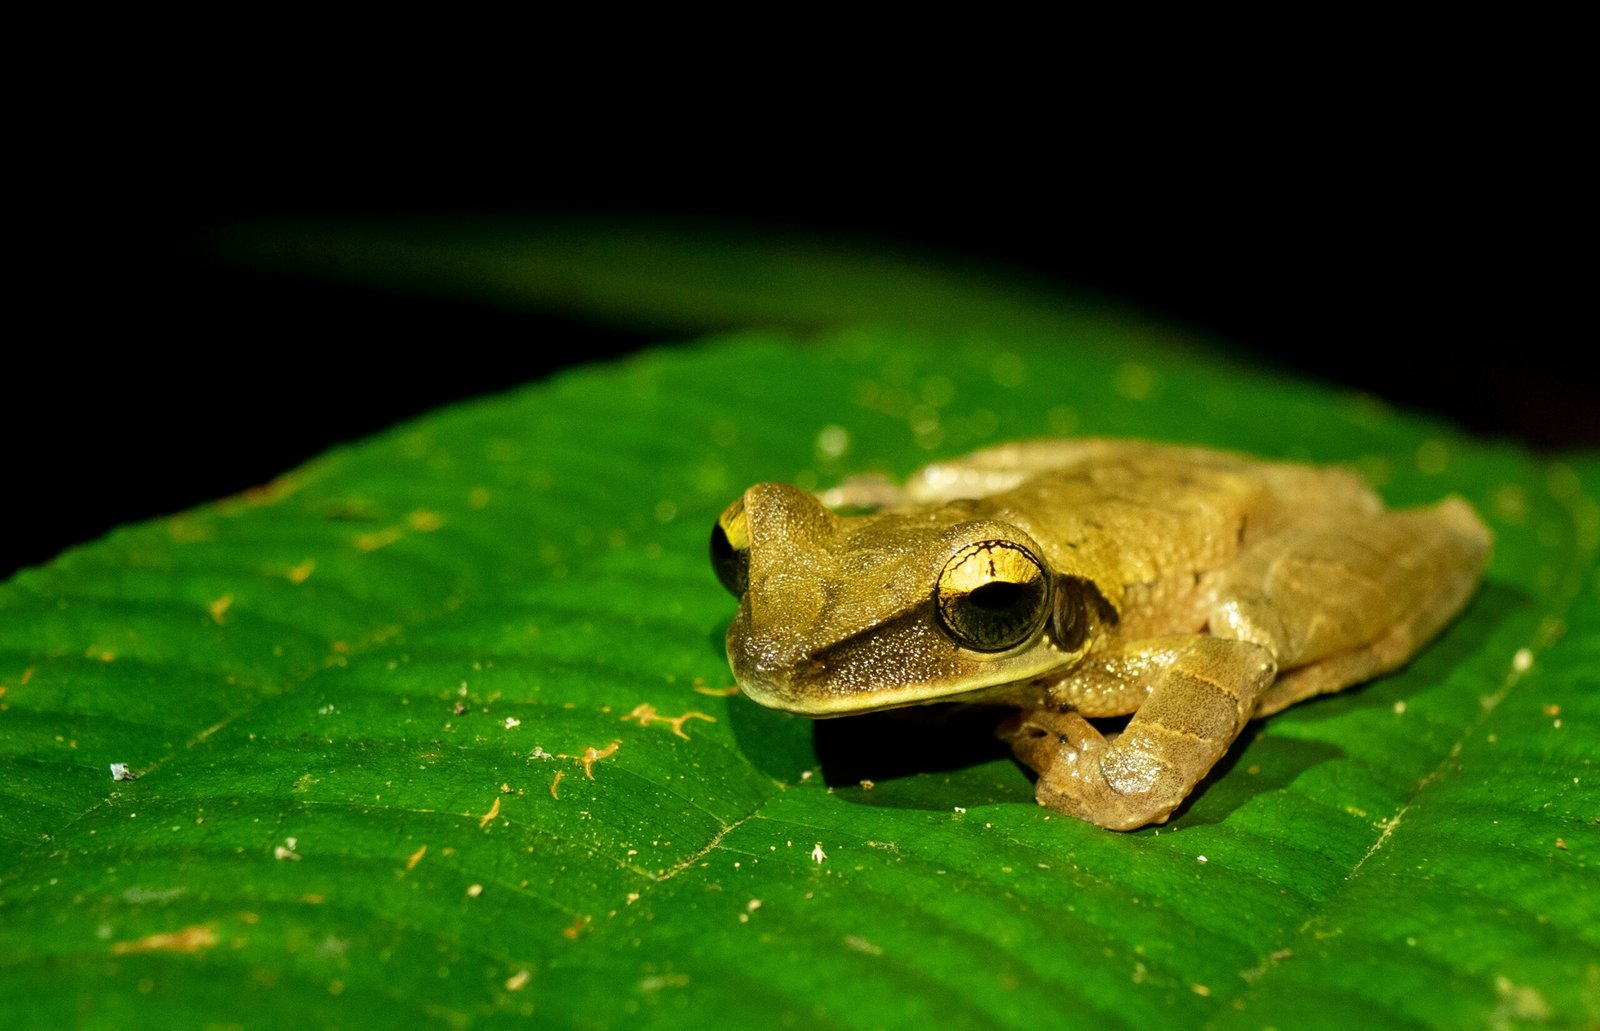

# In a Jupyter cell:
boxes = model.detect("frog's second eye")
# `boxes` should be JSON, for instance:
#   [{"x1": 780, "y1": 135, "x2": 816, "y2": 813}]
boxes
[
  {"x1": 936, "y1": 540, "x2": 1050, "y2": 652},
  {"x1": 710, "y1": 499, "x2": 751, "y2": 597}
]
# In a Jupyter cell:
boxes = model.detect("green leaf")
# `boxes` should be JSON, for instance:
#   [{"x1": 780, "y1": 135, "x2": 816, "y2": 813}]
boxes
[{"x1": 5, "y1": 270, "x2": 1598, "y2": 1026}]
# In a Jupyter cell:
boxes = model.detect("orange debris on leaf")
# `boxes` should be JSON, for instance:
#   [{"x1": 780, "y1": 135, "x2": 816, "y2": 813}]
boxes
[
  {"x1": 622, "y1": 704, "x2": 716, "y2": 740},
  {"x1": 478, "y1": 797, "x2": 502, "y2": 829},
  {"x1": 112, "y1": 924, "x2": 219, "y2": 955}
]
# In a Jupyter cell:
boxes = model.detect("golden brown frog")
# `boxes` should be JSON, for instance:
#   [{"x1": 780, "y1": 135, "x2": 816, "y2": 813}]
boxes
[{"x1": 711, "y1": 439, "x2": 1490, "y2": 830}]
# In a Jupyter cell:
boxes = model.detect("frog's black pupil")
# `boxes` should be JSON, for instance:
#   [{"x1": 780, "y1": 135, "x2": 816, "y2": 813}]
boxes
[{"x1": 969, "y1": 580, "x2": 1026, "y2": 611}]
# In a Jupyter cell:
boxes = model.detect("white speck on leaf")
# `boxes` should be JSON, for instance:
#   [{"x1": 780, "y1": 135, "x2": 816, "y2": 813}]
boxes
[
  {"x1": 811, "y1": 843, "x2": 827, "y2": 864},
  {"x1": 844, "y1": 934, "x2": 883, "y2": 956},
  {"x1": 503, "y1": 717, "x2": 521, "y2": 729},
  {"x1": 109, "y1": 763, "x2": 136, "y2": 781}
]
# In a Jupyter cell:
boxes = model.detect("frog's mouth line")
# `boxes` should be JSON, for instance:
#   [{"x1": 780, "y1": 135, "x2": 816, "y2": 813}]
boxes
[{"x1": 738, "y1": 675, "x2": 1047, "y2": 718}]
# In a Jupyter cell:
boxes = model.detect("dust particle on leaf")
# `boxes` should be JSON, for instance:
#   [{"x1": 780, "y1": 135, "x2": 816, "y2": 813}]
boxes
[
  {"x1": 638, "y1": 973, "x2": 691, "y2": 992},
  {"x1": 354, "y1": 525, "x2": 406, "y2": 552},
  {"x1": 208, "y1": 594, "x2": 234, "y2": 624},
  {"x1": 1415, "y1": 440, "x2": 1449, "y2": 475},
  {"x1": 1114, "y1": 363, "x2": 1155, "y2": 400},
  {"x1": 166, "y1": 517, "x2": 215, "y2": 544},
  {"x1": 843, "y1": 935, "x2": 882, "y2": 956},
  {"x1": 478, "y1": 797, "x2": 502, "y2": 828},
  {"x1": 112, "y1": 924, "x2": 219, "y2": 955},
  {"x1": 407, "y1": 510, "x2": 445, "y2": 532},
  {"x1": 1492, "y1": 976, "x2": 1551, "y2": 1023}
]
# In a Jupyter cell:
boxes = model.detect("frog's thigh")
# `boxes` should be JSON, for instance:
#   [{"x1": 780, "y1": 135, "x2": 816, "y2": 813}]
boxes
[
  {"x1": 1209, "y1": 499, "x2": 1489, "y2": 716},
  {"x1": 1001, "y1": 636, "x2": 1276, "y2": 830},
  {"x1": 902, "y1": 439, "x2": 1125, "y2": 503},
  {"x1": 814, "y1": 474, "x2": 905, "y2": 511}
]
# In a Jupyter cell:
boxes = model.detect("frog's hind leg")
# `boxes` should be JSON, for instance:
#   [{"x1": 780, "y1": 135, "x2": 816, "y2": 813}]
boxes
[
  {"x1": 821, "y1": 439, "x2": 1131, "y2": 510},
  {"x1": 1209, "y1": 497, "x2": 1491, "y2": 717}
]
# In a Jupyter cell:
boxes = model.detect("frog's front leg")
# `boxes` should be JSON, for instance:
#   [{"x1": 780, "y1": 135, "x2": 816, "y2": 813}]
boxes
[{"x1": 999, "y1": 637, "x2": 1276, "y2": 830}]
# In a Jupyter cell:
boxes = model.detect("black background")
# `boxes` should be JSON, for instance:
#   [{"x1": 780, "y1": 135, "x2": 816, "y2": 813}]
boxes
[{"x1": 10, "y1": 101, "x2": 1589, "y2": 580}]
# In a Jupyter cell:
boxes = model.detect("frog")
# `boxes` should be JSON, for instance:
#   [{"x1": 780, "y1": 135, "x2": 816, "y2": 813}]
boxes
[{"x1": 710, "y1": 438, "x2": 1491, "y2": 830}]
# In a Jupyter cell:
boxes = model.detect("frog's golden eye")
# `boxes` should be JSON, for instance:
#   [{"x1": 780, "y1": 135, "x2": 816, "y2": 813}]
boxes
[
  {"x1": 710, "y1": 498, "x2": 751, "y2": 597},
  {"x1": 935, "y1": 540, "x2": 1050, "y2": 652}
]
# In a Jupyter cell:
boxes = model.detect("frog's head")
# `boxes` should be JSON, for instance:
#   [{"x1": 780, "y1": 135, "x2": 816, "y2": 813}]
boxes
[{"x1": 711, "y1": 482, "x2": 1114, "y2": 716}]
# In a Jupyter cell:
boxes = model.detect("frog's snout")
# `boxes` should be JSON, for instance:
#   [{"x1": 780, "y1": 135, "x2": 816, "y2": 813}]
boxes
[{"x1": 725, "y1": 611, "x2": 837, "y2": 714}]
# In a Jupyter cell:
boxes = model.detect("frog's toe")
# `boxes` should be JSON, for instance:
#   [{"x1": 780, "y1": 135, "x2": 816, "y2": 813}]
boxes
[
  {"x1": 997, "y1": 709, "x2": 1102, "y2": 775},
  {"x1": 998, "y1": 710, "x2": 1180, "y2": 830},
  {"x1": 1034, "y1": 769, "x2": 1177, "y2": 831}
]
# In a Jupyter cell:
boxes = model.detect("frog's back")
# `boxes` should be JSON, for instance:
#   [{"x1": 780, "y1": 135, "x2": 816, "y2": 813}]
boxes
[{"x1": 942, "y1": 440, "x2": 1381, "y2": 636}]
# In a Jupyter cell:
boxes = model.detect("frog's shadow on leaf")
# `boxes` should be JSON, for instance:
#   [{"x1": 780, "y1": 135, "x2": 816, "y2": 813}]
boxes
[
  {"x1": 805, "y1": 705, "x2": 1342, "y2": 821},
  {"x1": 810, "y1": 705, "x2": 1029, "y2": 808}
]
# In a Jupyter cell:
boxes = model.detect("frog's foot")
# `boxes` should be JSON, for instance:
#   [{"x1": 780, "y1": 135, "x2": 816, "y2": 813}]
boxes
[{"x1": 999, "y1": 709, "x2": 1181, "y2": 831}]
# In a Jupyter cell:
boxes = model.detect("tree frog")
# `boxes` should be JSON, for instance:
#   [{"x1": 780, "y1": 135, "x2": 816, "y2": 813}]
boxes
[{"x1": 711, "y1": 439, "x2": 1490, "y2": 830}]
